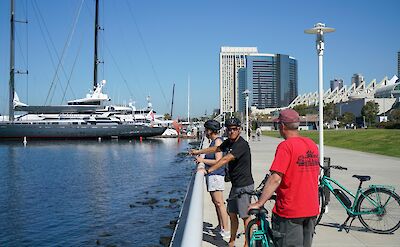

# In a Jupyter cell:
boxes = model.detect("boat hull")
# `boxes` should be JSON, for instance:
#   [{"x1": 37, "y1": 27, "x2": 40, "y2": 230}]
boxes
[{"x1": 0, "y1": 123, "x2": 166, "y2": 140}]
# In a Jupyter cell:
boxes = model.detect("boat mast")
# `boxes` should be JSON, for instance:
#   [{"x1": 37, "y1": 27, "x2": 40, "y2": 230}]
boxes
[
  {"x1": 187, "y1": 75, "x2": 190, "y2": 123},
  {"x1": 9, "y1": 0, "x2": 15, "y2": 122},
  {"x1": 170, "y1": 83, "x2": 175, "y2": 118},
  {"x1": 93, "y1": 0, "x2": 100, "y2": 91}
]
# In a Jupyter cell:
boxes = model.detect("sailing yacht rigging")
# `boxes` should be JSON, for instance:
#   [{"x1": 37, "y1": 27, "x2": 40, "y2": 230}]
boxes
[{"x1": 0, "y1": 0, "x2": 166, "y2": 139}]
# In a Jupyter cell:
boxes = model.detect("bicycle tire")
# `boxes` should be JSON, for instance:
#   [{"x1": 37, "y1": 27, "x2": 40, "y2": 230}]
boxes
[
  {"x1": 316, "y1": 186, "x2": 325, "y2": 225},
  {"x1": 356, "y1": 187, "x2": 400, "y2": 233},
  {"x1": 246, "y1": 218, "x2": 267, "y2": 247}
]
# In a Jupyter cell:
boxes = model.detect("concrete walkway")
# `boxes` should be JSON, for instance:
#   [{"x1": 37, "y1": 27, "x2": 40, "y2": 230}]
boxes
[{"x1": 202, "y1": 134, "x2": 400, "y2": 246}]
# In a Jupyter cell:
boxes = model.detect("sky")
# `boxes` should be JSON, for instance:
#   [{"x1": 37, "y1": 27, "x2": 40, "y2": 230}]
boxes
[{"x1": 0, "y1": 0, "x2": 399, "y2": 118}]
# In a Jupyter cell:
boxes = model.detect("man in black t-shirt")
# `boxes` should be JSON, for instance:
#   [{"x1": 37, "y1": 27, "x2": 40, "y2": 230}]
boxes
[{"x1": 191, "y1": 117, "x2": 254, "y2": 247}]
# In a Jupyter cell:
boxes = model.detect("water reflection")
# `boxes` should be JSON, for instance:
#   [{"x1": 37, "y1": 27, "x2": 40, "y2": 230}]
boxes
[{"x1": 0, "y1": 138, "x2": 193, "y2": 246}]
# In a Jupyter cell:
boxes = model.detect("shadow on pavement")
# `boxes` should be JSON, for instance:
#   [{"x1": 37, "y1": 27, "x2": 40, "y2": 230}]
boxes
[
  {"x1": 317, "y1": 222, "x2": 370, "y2": 233},
  {"x1": 203, "y1": 221, "x2": 228, "y2": 246}
]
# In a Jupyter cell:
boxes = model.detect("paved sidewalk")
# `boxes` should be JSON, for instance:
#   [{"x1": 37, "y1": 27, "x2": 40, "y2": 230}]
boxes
[{"x1": 202, "y1": 134, "x2": 400, "y2": 246}]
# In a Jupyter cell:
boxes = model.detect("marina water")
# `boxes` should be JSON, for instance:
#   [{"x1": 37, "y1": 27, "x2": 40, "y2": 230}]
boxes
[{"x1": 0, "y1": 139, "x2": 194, "y2": 246}]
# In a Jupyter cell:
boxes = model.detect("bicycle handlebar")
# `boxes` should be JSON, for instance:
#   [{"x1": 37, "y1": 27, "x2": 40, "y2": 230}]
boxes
[
  {"x1": 320, "y1": 164, "x2": 348, "y2": 170},
  {"x1": 330, "y1": 165, "x2": 348, "y2": 170}
]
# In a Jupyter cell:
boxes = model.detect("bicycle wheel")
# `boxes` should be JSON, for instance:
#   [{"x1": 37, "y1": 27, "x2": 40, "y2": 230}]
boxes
[
  {"x1": 316, "y1": 186, "x2": 325, "y2": 225},
  {"x1": 356, "y1": 187, "x2": 400, "y2": 233},
  {"x1": 246, "y1": 218, "x2": 266, "y2": 247}
]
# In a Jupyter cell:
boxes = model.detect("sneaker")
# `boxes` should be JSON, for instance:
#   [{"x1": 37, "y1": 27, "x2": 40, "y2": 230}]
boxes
[{"x1": 220, "y1": 230, "x2": 231, "y2": 239}]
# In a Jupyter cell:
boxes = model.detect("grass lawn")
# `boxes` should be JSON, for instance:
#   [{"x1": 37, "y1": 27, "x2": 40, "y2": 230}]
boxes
[{"x1": 262, "y1": 129, "x2": 400, "y2": 158}]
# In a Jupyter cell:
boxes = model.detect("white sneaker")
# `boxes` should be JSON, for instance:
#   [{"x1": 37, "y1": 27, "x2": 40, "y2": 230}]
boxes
[{"x1": 220, "y1": 230, "x2": 231, "y2": 239}]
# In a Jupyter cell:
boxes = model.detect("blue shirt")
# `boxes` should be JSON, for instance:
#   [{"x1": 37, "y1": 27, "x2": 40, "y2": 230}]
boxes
[{"x1": 205, "y1": 137, "x2": 225, "y2": 176}]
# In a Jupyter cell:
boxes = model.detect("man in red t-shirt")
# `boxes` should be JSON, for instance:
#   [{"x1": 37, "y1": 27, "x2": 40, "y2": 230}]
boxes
[{"x1": 249, "y1": 109, "x2": 320, "y2": 247}]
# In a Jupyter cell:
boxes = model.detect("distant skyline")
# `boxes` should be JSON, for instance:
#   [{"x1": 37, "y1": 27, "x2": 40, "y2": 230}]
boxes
[{"x1": 0, "y1": 0, "x2": 399, "y2": 117}]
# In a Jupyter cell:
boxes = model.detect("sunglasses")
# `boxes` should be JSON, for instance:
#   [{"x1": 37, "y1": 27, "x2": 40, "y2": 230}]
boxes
[{"x1": 227, "y1": 127, "x2": 239, "y2": 132}]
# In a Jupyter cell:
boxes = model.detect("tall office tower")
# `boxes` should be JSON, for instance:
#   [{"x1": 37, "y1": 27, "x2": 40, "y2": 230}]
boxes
[
  {"x1": 351, "y1": 73, "x2": 364, "y2": 88},
  {"x1": 330, "y1": 78, "x2": 344, "y2": 91},
  {"x1": 237, "y1": 68, "x2": 247, "y2": 113},
  {"x1": 245, "y1": 54, "x2": 297, "y2": 109},
  {"x1": 219, "y1": 46, "x2": 258, "y2": 113},
  {"x1": 397, "y1": 51, "x2": 400, "y2": 78}
]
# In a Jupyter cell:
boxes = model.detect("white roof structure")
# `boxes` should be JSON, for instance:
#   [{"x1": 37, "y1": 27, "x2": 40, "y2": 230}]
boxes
[{"x1": 288, "y1": 75, "x2": 399, "y2": 107}]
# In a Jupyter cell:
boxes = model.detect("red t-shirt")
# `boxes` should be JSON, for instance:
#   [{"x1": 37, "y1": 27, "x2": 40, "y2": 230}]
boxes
[{"x1": 270, "y1": 137, "x2": 320, "y2": 218}]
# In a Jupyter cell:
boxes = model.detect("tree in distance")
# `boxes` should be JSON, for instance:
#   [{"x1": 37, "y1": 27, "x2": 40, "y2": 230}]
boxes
[{"x1": 361, "y1": 101, "x2": 379, "y2": 126}]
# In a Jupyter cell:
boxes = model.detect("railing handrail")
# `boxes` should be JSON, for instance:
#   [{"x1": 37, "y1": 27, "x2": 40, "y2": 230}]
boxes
[{"x1": 170, "y1": 136, "x2": 208, "y2": 247}]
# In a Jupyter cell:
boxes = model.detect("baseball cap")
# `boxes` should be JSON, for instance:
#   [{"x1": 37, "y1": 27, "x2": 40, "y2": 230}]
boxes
[{"x1": 275, "y1": 109, "x2": 300, "y2": 123}]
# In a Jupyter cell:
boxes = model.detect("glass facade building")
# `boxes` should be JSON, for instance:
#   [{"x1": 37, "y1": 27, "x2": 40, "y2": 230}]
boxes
[
  {"x1": 351, "y1": 73, "x2": 364, "y2": 88},
  {"x1": 245, "y1": 54, "x2": 297, "y2": 109},
  {"x1": 219, "y1": 47, "x2": 258, "y2": 113},
  {"x1": 330, "y1": 78, "x2": 344, "y2": 91},
  {"x1": 398, "y1": 51, "x2": 400, "y2": 78},
  {"x1": 238, "y1": 68, "x2": 247, "y2": 113}
]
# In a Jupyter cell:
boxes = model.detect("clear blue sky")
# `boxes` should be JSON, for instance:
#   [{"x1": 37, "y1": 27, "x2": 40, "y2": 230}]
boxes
[{"x1": 1, "y1": 0, "x2": 399, "y2": 118}]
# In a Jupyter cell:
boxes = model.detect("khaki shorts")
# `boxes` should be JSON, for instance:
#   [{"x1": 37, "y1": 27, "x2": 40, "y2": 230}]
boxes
[{"x1": 206, "y1": 175, "x2": 225, "y2": 192}]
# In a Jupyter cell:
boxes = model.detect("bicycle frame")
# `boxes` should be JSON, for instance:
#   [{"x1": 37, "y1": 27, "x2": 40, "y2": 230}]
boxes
[
  {"x1": 250, "y1": 213, "x2": 272, "y2": 247},
  {"x1": 320, "y1": 176, "x2": 394, "y2": 216}
]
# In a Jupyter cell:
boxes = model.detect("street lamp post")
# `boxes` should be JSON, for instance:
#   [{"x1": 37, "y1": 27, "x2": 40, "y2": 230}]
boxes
[
  {"x1": 243, "y1": 89, "x2": 250, "y2": 142},
  {"x1": 305, "y1": 23, "x2": 335, "y2": 167}
]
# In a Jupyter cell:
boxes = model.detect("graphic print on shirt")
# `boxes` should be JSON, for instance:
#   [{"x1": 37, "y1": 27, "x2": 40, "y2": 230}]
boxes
[{"x1": 296, "y1": 150, "x2": 319, "y2": 172}]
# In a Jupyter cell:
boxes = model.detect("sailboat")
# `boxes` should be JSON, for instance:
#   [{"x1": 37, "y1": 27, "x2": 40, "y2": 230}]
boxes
[{"x1": 0, "y1": 0, "x2": 166, "y2": 140}]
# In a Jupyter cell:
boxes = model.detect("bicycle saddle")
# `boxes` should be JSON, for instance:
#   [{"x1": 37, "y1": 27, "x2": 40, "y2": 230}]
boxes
[
  {"x1": 248, "y1": 207, "x2": 267, "y2": 215},
  {"x1": 352, "y1": 175, "x2": 371, "y2": 181}
]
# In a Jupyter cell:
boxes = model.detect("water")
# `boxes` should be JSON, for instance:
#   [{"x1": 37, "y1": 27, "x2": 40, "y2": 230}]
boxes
[{"x1": 0, "y1": 139, "x2": 195, "y2": 247}]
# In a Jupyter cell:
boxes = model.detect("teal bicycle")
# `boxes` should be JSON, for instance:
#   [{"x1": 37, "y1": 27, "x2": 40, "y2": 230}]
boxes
[
  {"x1": 317, "y1": 164, "x2": 400, "y2": 234},
  {"x1": 235, "y1": 176, "x2": 279, "y2": 247}
]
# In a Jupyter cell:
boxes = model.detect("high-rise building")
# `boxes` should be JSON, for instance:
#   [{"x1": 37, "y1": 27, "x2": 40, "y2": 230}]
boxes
[
  {"x1": 351, "y1": 73, "x2": 364, "y2": 88},
  {"x1": 245, "y1": 54, "x2": 297, "y2": 109},
  {"x1": 330, "y1": 78, "x2": 344, "y2": 91},
  {"x1": 397, "y1": 51, "x2": 400, "y2": 78},
  {"x1": 219, "y1": 46, "x2": 258, "y2": 113},
  {"x1": 237, "y1": 68, "x2": 247, "y2": 113}
]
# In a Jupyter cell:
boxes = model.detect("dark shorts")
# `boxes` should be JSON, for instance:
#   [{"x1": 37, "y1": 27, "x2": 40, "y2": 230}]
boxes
[
  {"x1": 271, "y1": 214, "x2": 316, "y2": 247},
  {"x1": 227, "y1": 184, "x2": 254, "y2": 219}
]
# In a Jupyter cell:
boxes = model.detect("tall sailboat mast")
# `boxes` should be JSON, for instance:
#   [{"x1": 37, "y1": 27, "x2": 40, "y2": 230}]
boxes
[
  {"x1": 187, "y1": 75, "x2": 190, "y2": 123},
  {"x1": 9, "y1": 0, "x2": 15, "y2": 122},
  {"x1": 170, "y1": 83, "x2": 175, "y2": 118},
  {"x1": 93, "y1": 0, "x2": 100, "y2": 91}
]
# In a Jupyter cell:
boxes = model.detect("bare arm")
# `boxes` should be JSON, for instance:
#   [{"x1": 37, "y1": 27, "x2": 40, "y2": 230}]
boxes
[
  {"x1": 195, "y1": 139, "x2": 223, "y2": 166},
  {"x1": 190, "y1": 145, "x2": 221, "y2": 155},
  {"x1": 249, "y1": 172, "x2": 282, "y2": 209},
  {"x1": 207, "y1": 153, "x2": 235, "y2": 173}
]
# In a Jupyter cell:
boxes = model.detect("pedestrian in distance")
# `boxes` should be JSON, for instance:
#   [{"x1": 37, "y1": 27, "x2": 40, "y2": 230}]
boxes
[
  {"x1": 248, "y1": 109, "x2": 320, "y2": 247},
  {"x1": 191, "y1": 117, "x2": 254, "y2": 247},
  {"x1": 256, "y1": 126, "x2": 262, "y2": 141},
  {"x1": 194, "y1": 120, "x2": 230, "y2": 238}
]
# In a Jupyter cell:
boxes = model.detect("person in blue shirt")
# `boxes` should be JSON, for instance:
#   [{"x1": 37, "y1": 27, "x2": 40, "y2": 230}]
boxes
[{"x1": 195, "y1": 120, "x2": 230, "y2": 238}]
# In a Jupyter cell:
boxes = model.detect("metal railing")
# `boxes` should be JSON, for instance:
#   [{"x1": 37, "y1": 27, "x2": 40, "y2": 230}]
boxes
[
  {"x1": 180, "y1": 170, "x2": 204, "y2": 246},
  {"x1": 170, "y1": 136, "x2": 208, "y2": 247}
]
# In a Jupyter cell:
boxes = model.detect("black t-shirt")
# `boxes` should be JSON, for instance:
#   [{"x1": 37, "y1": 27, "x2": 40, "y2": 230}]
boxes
[{"x1": 219, "y1": 136, "x2": 254, "y2": 187}]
